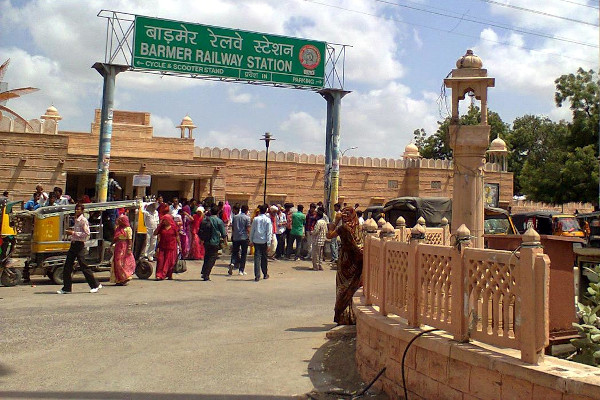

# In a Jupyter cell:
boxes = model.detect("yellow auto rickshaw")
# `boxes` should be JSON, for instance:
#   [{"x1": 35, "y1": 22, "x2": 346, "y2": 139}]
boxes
[
  {"x1": 0, "y1": 198, "x2": 24, "y2": 286},
  {"x1": 7, "y1": 199, "x2": 153, "y2": 285},
  {"x1": 512, "y1": 211, "x2": 585, "y2": 238}
]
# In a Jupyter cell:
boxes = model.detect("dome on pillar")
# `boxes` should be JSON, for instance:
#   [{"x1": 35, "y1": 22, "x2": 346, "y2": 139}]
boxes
[
  {"x1": 177, "y1": 115, "x2": 196, "y2": 129},
  {"x1": 456, "y1": 50, "x2": 483, "y2": 69},
  {"x1": 488, "y1": 137, "x2": 507, "y2": 153},
  {"x1": 403, "y1": 142, "x2": 420, "y2": 159},
  {"x1": 41, "y1": 105, "x2": 62, "y2": 121}
]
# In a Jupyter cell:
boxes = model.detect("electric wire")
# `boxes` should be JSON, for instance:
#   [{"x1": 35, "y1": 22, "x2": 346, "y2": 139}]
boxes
[
  {"x1": 373, "y1": 0, "x2": 598, "y2": 48},
  {"x1": 301, "y1": 0, "x2": 596, "y2": 64},
  {"x1": 476, "y1": 0, "x2": 598, "y2": 26},
  {"x1": 555, "y1": 0, "x2": 599, "y2": 10}
]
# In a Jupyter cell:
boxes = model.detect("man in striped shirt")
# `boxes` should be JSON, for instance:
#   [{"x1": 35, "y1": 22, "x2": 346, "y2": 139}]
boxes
[{"x1": 310, "y1": 208, "x2": 328, "y2": 271}]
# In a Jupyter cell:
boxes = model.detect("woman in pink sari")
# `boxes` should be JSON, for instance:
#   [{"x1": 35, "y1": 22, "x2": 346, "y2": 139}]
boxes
[
  {"x1": 111, "y1": 214, "x2": 137, "y2": 285},
  {"x1": 178, "y1": 206, "x2": 193, "y2": 259},
  {"x1": 189, "y1": 208, "x2": 205, "y2": 260},
  {"x1": 154, "y1": 214, "x2": 180, "y2": 280}
]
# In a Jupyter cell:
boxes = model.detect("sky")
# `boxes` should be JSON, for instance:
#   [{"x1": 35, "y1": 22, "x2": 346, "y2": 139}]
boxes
[{"x1": 0, "y1": 0, "x2": 598, "y2": 159}]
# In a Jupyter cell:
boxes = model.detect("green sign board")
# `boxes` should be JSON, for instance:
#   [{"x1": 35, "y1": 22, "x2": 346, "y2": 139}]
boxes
[{"x1": 132, "y1": 16, "x2": 326, "y2": 88}]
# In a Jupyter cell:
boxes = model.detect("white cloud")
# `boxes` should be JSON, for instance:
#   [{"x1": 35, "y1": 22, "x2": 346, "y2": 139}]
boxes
[
  {"x1": 279, "y1": 111, "x2": 326, "y2": 151},
  {"x1": 151, "y1": 114, "x2": 178, "y2": 138},
  {"x1": 227, "y1": 86, "x2": 253, "y2": 103}
]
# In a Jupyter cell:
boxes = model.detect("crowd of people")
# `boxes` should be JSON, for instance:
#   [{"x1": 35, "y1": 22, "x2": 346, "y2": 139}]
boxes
[{"x1": 9, "y1": 180, "x2": 366, "y2": 324}]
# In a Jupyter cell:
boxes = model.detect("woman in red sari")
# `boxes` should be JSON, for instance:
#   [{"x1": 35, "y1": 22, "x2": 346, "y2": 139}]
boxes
[
  {"x1": 154, "y1": 214, "x2": 180, "y2": 280},
  {"x1": 189, "y1": 208, "x2": 205, "y2": 260},
  {"x1": 111, "y1": 214, "x2": 137, "y2": 285}
]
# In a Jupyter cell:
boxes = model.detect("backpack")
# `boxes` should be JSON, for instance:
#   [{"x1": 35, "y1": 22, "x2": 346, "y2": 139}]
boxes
[{"x1": 199, "y1": 216, "x2": 214, "y2": 243}]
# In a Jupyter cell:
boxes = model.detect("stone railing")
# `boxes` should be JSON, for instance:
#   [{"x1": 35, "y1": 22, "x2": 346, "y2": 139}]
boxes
[
  {"x1": 0, "y1": 115, "x2": 58, "y2": 134},
  {"x1": 362, "y1": 224, "x2": 550, "y2": 364}
]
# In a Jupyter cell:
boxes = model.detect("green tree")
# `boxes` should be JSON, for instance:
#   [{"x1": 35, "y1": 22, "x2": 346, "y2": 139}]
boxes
[
  {"x1": 504, "y1": 115, "x2": 569, "y2": 195},
  {"x1": 555, "y1": 68, "x2": 599, "y2": 152},
  {"x1": 413, "y1": 105, "x2": 509, "y2": 160}
]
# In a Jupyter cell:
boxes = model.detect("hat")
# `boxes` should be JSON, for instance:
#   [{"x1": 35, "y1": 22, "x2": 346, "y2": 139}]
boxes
[{"x1": 270, "y1": 205, "x2": 278, "y2": 211}]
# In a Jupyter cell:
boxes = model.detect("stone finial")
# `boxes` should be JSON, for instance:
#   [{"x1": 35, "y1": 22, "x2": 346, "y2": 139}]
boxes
[
  {"x1": 396, "y1": 216, "x2": 406, "y2": 228},
  {"x1": 381, "y1": 222, "x2": 395, "y2": 234},
  {"x1": 456, "y1": 224, "x2": 471, "y2": 240},
  {"x1": 441, "y1": 217, "x2": 449, "y2": 226},
  {"x1": 177, "y1": 115, "x2": 196, "y2": 138},
  {"x1": 364, "y1": 218, "x2": 378, "y2": 232},
  {"x1": 41, "y1": 105, "x2": 62, "y2": 122},
  {"x1": 411, "y1": 223, "x2": 426, "y2": 240},
  {"x1": 522, "y1": 227, "x2": 541, "y2": 247},
  {"x1": 377, "y1": 217, "x2": 386, "y2": 228},
  {"x1": 417, "y1": 216, "x2": 426, "y2": 226},
  {"x1": 456, "y1": 49, "x2": 483, "y2": 69}
]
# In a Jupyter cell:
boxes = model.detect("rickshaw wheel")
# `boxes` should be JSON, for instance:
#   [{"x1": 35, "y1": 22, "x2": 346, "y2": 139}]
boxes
[
  {"x1": 52, "y1": 266, "x2": 71, "y2": 286},
  {"x1": 135, "y1": 259, "x2": 153, "y2": 280},
  {"x1": 1, "y1": 268, "x2": 23, "y2": 287}
]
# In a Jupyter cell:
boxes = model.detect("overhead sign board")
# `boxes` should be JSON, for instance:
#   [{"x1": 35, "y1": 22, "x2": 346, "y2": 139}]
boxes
[{"x1": 132, "y1": 16, "x2": 326, "y2": 89}]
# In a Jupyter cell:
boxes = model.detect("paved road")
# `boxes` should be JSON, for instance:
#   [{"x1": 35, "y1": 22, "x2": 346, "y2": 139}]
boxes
[{"x1": 0, "y1": 257, "x2": 340, "y2": 399}]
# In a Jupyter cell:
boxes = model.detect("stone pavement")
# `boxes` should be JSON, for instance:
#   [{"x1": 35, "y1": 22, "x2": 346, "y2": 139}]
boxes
[{"x1": 0, "y1": 256, "x2": 386, "y2": 400}]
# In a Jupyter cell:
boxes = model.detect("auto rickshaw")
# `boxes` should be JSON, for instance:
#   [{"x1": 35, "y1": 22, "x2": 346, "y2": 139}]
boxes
[
  {"x1": 484, "y1": 206, "x2": 517, "y2": 235},
  {"x1": 0, "y1": 198, "x2": 23, "y2": 286},
  {"x1": 383, "y1": 197, "x2": 452, "y2": 227},
  {"x1": 577, "y1": 211, "x2": 600, "y2": 247},
  {"x1": 7, "y1": 199, "x2": 153, "y2": 285},
  {"x1": 511, "y1": 211, "x2": 585, "y2": 238}
]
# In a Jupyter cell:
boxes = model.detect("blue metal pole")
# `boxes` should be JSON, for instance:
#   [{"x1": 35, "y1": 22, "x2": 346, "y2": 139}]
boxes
[{"x1": 92, "y1": 63, "x2": 127, "y2": 202}]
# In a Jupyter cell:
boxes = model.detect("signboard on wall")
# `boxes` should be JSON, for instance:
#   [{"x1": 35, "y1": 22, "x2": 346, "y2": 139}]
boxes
[
  {"x1": 133, "y1": 174, "x2": 151, "y2": 187},
  {"x1": 132, "y1": 16, "x2": 326, "y2": 88},
  {"x1": 484, "y1": 183, "x2": 499, "y2": 208}
]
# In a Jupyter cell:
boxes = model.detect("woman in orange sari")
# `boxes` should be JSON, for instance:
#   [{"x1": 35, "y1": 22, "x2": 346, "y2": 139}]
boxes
[
  {"x1": 327, "y1": 206, "x2": 364, "y2": 325},
  {"x1": 111, "y1": 214, "x2": 137, "y2": 285}
]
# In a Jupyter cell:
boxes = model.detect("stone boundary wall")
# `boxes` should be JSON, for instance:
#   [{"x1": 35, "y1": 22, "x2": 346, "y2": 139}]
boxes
[
  {"x1": 194, "y1": 146, "x2": 502, "y2": 172},
  {"x1": 0, "y1": 114, "x2": 57, "y2": 135},
  {"x1": 511, "y1": 201, "x2": 594, "y2": 214},
  {"x1": 353, "y1": 290, "x2": 600, "y2": 400}
]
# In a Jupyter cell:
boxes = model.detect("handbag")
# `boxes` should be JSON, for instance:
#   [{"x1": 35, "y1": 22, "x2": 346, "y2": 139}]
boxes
[{"x1": 174, "y1": 253, "x2": 187, "y2": 274}]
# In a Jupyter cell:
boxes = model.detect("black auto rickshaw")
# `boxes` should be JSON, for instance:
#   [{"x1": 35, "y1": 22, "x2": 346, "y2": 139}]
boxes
[
  {"x1": 484, "y1": 206, "x2": 517, "y2": 235},
  {"x1": 383, "y1": 197, "x2": 452, "y2": 227},
  {"x1": 577, "y1": 211, "x2": 600, "y2": 247},
  {"x1": 363, "y1": 205, "x2": 384, "y2": 222},
  {"x1": 8, "y1": 199, "x2": 153, "y2": 285}
]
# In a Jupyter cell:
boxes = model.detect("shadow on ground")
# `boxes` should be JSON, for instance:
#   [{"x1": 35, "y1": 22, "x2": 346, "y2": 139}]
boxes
[{"x1": 305, "y1": 332, "x2": 388, "y2": 400}]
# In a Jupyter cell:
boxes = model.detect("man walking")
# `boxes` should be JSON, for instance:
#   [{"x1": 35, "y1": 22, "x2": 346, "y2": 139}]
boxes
[
  {"x1": 200, "y1": 204, "x2": 227, "y2": 281},
  {"x1": 249, "y1": 204, "x2": 272, "y2": 282},
  {"x1": 57, "y1": 203, "x2": 102, "y2": 294},
  {"x1": 230, "y1": 204, "x2": 251, "y2": 275},
  {"x1": 287, "y1": 204, "x2": 305, "y2": 261}
]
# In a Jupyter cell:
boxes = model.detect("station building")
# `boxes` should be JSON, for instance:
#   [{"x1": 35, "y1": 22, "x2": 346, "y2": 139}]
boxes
[{"x1": 0, "y1": 106, "x2": 513, "y2": 208}]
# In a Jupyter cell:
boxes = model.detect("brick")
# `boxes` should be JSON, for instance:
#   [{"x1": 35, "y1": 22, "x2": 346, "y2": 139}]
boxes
[
  {"x1": 448, "y1": 358, "x2": 471, "y2": 393},
  {"x1": 469, "y1": 367, "x2": 501, "y2": 400},
  {"x1": 415, "y1": 347, "x2": 431, "y2": 376},
  {"x1": 428, "y1": 350, "x2": 449, "y2": 384},
  {"x1": 532, "y1": 385, "x2": 563, "y2": 400},
  {"x1": 438, "y1": 384, "x2": 464, "y2": 400},
  {"x1": 501, "y1": 374, "x2": 533, "y2": 400}
]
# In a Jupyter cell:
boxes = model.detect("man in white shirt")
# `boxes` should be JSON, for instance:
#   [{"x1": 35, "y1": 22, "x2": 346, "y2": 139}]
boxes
[
  {"x1": 143, "y1": 202, "x2": 160, "y2": 261},
  {"x1": 170, "y1": 197, "x2": 182, "y2": 217},
  {"x1": 249, "y1": 204, "x2": 272, "y2": 282}
]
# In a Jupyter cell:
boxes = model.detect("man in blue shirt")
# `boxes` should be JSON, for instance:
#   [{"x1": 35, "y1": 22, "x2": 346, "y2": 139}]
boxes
[
  {"x1": 230, "y1": 204, "x2": 251, "y2": 275},
  {"x1": 249, "y1": 204, "x2": 272, "y2": 282},
  {"x1": 24, "y1": 192, "x2": 41, "y2": 211}
]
